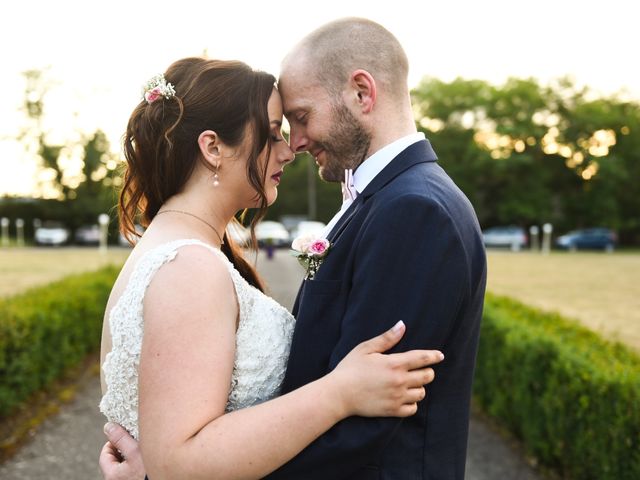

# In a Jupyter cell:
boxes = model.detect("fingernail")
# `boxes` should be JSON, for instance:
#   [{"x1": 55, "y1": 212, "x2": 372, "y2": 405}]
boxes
[
  {"x1": 104, "y1": 422, "x2": 115, "y2": 434},
  {"x1": 438, "y1": 352, "x2": 445, "y2": 361},
  {"x1": 392, "y1": 320, "x2": 405, "y2": 333}
]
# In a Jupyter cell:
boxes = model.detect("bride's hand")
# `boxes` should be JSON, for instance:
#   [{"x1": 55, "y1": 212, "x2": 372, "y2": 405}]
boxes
[{"x1": 328, "y1": 321, "x2": 444, "y2": 418}]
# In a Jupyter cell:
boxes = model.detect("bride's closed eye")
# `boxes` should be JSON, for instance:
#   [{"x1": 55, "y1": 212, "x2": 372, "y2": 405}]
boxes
[{"x1": 270, "y1": 129, "x2": 286, "y2": 143}]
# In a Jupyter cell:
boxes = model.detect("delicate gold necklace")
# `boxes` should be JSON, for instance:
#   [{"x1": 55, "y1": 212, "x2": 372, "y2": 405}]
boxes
[{"x1": 156, "y1": 209, "x2": 224, "y2": 244}]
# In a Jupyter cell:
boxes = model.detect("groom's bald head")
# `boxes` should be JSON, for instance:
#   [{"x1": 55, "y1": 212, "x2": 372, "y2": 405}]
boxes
[{"x1": 281, "y1": 17, "x2": 409, "y2": 100}]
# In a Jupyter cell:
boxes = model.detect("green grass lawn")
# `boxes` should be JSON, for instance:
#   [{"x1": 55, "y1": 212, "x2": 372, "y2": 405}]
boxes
[
  {"x1": 1, "y1": 246, "x2": 638, "y2": 351},
  {"x1": 0, "y1": 247, "x2": 131, "y2": 298},
  {"x1": 486, "y1": 249, "x2": 640, "y2": 350}
]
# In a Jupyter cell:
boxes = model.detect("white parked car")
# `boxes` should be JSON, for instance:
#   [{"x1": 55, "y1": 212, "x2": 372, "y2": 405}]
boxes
[
  {"x1": 35, "y1": 222, "x2": 70, "y2": 246},
  {"x1": 291, "y1": 220, "x2": 327, "y2": 240},
  {"x1": 255, "y1": 221, "x2": 290, "y2": 248},
  {"x1": 482, "y1": 226, "x2": 527, "y2": 251}
]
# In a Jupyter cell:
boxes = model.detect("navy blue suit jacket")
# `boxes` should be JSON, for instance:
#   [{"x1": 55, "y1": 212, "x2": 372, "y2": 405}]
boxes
[{"x1": 265, "y1": 140, "x2": 487, "y2": 480}]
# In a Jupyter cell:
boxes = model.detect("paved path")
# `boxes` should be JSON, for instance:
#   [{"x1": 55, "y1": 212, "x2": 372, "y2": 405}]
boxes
[{"x1": 0, "y1": 250, "x2": 544, "y2": 479}]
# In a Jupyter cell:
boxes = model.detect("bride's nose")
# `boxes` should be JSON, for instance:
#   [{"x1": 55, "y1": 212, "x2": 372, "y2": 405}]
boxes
[{"x1": 280, "y1": 144, "x2": 295, "y2": 164}]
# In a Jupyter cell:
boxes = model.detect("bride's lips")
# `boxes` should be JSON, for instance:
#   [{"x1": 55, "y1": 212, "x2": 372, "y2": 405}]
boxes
[{"x1": 271, "y1": 170, "x2": 283, "y2": 184}]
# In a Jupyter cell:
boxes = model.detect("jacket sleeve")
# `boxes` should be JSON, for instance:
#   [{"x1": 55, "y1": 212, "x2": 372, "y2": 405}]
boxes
[{"x1": 265, "y1": 194, "x2": 470, "y2": 479}]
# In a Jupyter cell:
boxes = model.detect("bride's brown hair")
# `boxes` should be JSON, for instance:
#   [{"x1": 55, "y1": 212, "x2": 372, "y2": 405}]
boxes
[{"x1": 119, "y1": 57, "x2": 276, "y2": 290}]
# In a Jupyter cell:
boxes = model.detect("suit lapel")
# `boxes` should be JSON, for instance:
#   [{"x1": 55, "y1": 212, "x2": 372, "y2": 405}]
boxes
[
  {"x1": 360, "y1": 140, "x2": 438, "y2": 200},
  {"x1": 326, "y1": 197, "x2": 363, "y2": 243},
  {"x1": 324, "y1": 140, "x2": 438, "y2": 246},
  {"x1": 327, "y1": 140, "x2": 437, "y2": 244}
]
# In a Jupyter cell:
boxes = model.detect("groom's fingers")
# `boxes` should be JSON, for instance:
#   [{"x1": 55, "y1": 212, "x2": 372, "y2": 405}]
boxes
[
  {"x1": 100, "y1": 423, "x2": 146, "y2": 480},
  {"x1": 103, "y1": 422, "x2": 139, "y2": 460},
  {"x1": 99, "y1": 440, "x2": 122, "y2": 464}
]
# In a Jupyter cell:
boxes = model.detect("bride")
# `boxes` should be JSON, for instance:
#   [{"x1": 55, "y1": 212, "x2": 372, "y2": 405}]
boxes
[{"x1": 99, "y1": 57, "x2": 443, "y2": 480}]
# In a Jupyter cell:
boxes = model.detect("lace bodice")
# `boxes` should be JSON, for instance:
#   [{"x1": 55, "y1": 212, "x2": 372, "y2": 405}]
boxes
[{"x1": 99, "y1": 239, "x2": 295, "y2": 439}]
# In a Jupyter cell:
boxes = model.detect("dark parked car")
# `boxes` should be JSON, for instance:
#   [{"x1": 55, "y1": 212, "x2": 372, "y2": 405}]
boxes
[
  {"x1": 482, "y1": 226, "x2": 527, "y2": 250},
  {"x1": 555, "y1": 228, "x2": 617, "y2": 251},
  {"x1": 118, "y1": 224, "x2": 146, "y2": 247}
]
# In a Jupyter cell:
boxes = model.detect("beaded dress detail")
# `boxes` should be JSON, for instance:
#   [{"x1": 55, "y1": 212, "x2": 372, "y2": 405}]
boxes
[{"x1": 99, "y1": 239, "x2": 295, "y2": 439}]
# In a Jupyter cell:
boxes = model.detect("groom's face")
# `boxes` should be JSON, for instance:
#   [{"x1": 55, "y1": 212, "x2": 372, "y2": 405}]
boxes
[{"x1": 280, "y1": 71, "x2": 371, "y2": 183}]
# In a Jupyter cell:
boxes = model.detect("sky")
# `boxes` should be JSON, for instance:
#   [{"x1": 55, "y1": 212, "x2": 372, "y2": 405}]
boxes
[{"x1": 1, "y1": 0, "x2": 638, "y2": 196}]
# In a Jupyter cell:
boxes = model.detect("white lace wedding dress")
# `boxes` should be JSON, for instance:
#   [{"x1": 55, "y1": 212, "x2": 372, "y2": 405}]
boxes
[{"x1": 99, "y1": 239, "x2": 296, "y2": 439}]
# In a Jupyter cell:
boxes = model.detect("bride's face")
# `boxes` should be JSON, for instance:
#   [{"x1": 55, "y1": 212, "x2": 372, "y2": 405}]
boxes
[{"x1": 259, "y1": 89, "x2": 295, "y2": 206}]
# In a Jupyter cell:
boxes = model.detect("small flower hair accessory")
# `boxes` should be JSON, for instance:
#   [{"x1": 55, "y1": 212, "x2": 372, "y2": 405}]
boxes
[
  {"x1": 142, "y1": 73, "x2": 176, "y2": 104},
  {"x1": 291, "y1": 234, "x2": 331, "y2": 280}
]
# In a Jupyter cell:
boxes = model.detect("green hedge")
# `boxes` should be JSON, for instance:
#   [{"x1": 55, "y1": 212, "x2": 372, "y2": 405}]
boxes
[
  {"x1": 474, "y1": 294, "x2": 640, "y2": 479},
  {"x1": 0, "y1": 266, "x2": 118, "y2": 417}
]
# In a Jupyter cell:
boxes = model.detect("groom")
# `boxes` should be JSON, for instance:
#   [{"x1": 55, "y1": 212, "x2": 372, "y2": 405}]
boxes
[{"x1": 100, "y1": 18, "x2": 486, "y2": 480}]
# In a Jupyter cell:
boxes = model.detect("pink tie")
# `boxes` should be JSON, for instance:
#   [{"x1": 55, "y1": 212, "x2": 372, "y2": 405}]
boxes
[{"x1": 341, "y1": 169, "x2": 357, "y2": 203}]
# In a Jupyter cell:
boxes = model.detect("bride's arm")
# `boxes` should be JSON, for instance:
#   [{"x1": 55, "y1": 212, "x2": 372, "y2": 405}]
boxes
[{"x1": 138, "y1": 246, "x2": 440, "y2": 480}]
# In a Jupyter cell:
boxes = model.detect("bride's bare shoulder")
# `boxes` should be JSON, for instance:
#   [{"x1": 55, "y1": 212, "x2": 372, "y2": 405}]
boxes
[{"x1": 143, "y1": 241, "x2": 237, "y2": 320}]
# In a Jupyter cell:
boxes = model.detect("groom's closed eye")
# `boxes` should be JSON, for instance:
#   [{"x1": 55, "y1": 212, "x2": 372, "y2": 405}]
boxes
[
  {"x1": 286, "y1": 111, "x2": 308, "y2": 126},
  {"x1": 295, "y1": 112, "x2": 308, "y2": 125}
]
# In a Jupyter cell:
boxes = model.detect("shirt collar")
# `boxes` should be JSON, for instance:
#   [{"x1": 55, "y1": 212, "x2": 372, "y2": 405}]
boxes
[{"x1": 352, "y1": 132, "x2": 426, "y2": 194}]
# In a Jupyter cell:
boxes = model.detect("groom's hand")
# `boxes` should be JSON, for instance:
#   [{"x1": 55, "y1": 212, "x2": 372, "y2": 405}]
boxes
[{"x1": 99, "y1": 422, "x2": 146, "y2": 480}]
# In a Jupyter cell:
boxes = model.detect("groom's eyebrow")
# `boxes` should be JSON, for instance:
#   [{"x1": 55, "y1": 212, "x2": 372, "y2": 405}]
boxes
[
  {"x1": 283, "y1": 107, "x2": 300, "y2": 119},
  {"x1": 284, "y1": 104, "x2": 312, "y2": 120}
]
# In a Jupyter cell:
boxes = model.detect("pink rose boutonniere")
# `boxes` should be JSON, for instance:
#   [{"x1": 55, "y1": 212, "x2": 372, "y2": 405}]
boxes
[{"x1": 291, "y1": 234, "x2": 332, "y2": 280}]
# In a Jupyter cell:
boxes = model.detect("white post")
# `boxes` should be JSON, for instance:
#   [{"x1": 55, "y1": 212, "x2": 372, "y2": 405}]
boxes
[
  {"x1": 98, "y1": 214, "x2": 110, "y2": 254},
  {"x1": 16, "y1": 218, "x2": 25, "y2": 247},
  {"x1": 529, "y1": 225, "x2": 540, "y2": 252},
  {"x1": 1, "y1": 218, "x2": 9, "y2": 247},
  {"x1": 542, "y1": 223, "x2": 553, "y2": 255}
]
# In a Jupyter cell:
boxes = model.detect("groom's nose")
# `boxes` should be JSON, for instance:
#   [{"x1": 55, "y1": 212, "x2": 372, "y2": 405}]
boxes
[{"x1": 289, "y1": 127, "x2": 309, "y2": 154}]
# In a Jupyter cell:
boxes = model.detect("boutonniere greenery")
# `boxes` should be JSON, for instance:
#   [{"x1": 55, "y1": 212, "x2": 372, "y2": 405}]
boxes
[{"x1": 291, "y1": 234, "x2": 332, "y2": 280}]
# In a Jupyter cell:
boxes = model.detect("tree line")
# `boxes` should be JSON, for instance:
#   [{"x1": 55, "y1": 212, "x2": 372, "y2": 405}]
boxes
[
  {"x1": 410, "y1": 76, "x2": 639, "y2": 244},
  {"x1": 1, "y1": 72, "x2": 638, "y2": 244}
]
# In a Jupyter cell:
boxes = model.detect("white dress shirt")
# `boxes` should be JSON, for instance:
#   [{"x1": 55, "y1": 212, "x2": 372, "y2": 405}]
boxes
[{"x1": 321, "y1": 132, "x2": 426, "y2": 238}]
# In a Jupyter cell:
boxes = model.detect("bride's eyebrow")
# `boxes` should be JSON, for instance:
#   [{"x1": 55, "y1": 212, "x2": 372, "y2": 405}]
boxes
[{"x1": 270, "y1": 120, "x2": 283, "y2": 127}]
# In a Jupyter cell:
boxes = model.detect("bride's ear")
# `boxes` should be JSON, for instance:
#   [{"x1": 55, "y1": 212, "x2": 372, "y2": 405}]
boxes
[{"x1": 197, "y1": 130, "x2": 223, "y2": 169}]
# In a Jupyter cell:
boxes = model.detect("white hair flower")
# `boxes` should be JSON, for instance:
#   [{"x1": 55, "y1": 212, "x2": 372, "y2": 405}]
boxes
[{"x1": 142, "y1": 74, "x2": 176, "y2": 104}]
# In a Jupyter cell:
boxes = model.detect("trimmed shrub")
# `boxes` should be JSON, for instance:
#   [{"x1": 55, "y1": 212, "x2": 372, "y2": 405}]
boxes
[
  {"x1": 474, "y1": 294, "x2": 640, "y2": 479},
  {"x1": 0, "y1": 266, "x2": 118, "y2": 417}
]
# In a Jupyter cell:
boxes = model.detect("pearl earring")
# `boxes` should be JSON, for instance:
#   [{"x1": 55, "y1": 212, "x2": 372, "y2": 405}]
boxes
[{"x1": 213, "y1": 164, "x2": 220, "y2": 187}]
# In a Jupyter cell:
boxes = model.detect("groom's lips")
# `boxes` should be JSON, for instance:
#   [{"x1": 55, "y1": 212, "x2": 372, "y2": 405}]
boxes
[{"x1": 311, "y1": 149, "x2": 325, "y2": 164}]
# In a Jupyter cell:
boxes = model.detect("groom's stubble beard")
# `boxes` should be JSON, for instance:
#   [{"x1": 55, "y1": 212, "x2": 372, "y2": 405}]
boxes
[{"x1": 316, "y1": 101, "x2": 372, "y2": 183}]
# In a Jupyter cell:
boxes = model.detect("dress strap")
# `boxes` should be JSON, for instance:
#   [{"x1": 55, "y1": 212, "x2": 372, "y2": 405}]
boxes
[{"x1": 130, "y1": 239, "x2": 238, "y2": 304}]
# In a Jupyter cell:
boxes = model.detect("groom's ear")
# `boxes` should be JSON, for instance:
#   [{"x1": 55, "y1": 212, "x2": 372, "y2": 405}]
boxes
[{"x1": 349, "y1": 69, "x2": 376, "y2": 114}]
